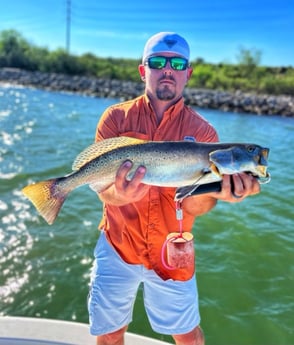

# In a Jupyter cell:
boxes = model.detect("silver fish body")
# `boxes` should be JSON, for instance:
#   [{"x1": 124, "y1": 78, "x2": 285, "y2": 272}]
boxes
[{"x1": 22, "y1": 136, "x2": 270, "y2": 224}]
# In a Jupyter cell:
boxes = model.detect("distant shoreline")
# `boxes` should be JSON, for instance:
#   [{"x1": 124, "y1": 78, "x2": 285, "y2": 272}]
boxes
[{"x1": 0, "y1": 67, "x2": 293, "y2": 117}]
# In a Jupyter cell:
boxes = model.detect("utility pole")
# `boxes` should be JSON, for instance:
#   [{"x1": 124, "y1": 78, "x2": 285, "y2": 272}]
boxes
[{"x1": 66, "y1": 0, "x2": 71, "y2": 53}]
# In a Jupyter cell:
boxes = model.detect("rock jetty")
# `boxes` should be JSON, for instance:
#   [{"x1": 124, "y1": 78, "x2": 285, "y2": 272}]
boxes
[{"x1": 0, "y1": 67, "x2": 293, "y2": 116}]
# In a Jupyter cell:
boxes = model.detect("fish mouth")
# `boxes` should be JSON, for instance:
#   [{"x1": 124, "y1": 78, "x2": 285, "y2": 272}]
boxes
[
  {"x1": 256, "y1": 164, "x2": 268, "y2": 177},
  {"x1": 210, "y1": 163, "x2": 222, "y2": 177},
  {"x1": 259, "y1": 148, "x2": 270, "y2": 166},
  {"x1": 261, "y1": 147, "x2": 269, "y2": 158},
  {"x1": 258, "y1": 172, "x2": 271, "y2": 184},
  {"x1": 255, "y1": 147, "x2": 270, "y2": 179}
]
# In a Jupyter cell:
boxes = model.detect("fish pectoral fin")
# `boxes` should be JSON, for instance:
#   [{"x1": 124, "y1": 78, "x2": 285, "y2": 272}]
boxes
[
  {"x1": 174, "y1": 169, "x2": 212, "y2": 201},
  {"x1": 175, "y1": 167, "x2": 222, "y2": 201},
  {"x1": 175, "y1": 185, "x2": 200, "y2": 201},
  {"x1": 175, "y1": 181, "x2": 223, "y2": 201}
]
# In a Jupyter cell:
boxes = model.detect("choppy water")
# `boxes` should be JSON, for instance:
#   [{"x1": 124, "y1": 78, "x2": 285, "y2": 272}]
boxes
[{"x1": 0, "y1": 85, "x2": 293, "y2": 345}]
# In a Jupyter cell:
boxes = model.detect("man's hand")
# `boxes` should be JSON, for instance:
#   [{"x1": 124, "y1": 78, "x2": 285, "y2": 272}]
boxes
[
  {"x1": 211, "y1": 173, "x2": 260, "y2": 203},
  {"x1": 97, "y1": 160, "x2": 150, "y2": 206}
]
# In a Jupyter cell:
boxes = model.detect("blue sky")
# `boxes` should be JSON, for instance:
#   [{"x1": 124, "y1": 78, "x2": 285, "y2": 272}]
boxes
[{"x1": 0, "y1": 0, "x2": 293, "y2": 67}]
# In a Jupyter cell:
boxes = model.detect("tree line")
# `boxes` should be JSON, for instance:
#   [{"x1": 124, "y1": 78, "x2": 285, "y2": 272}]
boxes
[{"x1": 0, "y1": 29, "x2": 293, "y2": 95}]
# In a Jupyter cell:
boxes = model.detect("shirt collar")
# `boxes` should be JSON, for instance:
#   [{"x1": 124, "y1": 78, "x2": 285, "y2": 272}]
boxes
[{"x1": 143, "y1": 94, "x2": 185, "y2": 119}]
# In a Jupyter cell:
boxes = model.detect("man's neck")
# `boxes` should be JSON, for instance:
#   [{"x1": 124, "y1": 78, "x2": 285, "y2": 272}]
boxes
[{"x1": 147, "y1": 93, "x2": 181, "y2": 125}]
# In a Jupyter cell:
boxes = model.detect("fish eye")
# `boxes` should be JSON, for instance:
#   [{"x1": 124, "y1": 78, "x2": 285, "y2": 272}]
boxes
[{"x1": 247, "y1": 145, "x2": 255, "y2": 153}]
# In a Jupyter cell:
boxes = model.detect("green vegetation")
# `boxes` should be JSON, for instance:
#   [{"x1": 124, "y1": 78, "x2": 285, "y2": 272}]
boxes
[{"x1": 0, "y1": 29, "x2": 293, "y2": 95}]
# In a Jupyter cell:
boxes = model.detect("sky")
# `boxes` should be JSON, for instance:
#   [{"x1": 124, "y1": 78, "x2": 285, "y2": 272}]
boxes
[{"x1": 0, "y1": 0, "x2": 293, "y2": 67}]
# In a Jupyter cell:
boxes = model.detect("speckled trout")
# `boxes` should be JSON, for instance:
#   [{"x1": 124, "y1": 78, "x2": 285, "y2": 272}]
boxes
[{"x1": 22, "y1": 136, "x2": 270, "y2": 224}]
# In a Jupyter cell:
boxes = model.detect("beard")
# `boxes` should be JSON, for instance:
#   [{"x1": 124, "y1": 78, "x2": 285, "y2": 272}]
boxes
[
  {"x1": 156, "y1": 76, "x2": 176, "y2": 100},
  {"x1": 156, "y1": 85, "x2": 176, "y2": 100}
]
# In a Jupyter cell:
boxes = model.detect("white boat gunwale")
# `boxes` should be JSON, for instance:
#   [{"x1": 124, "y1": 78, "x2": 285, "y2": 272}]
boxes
[{"x1": 0, "y1": 316, "x2": 172, "y2": 345}]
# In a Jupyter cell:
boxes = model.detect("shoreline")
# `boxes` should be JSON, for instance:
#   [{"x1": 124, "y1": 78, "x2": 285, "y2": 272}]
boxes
[{"x1": 0, "y1": 67, "x2": 293, "y2": 117}]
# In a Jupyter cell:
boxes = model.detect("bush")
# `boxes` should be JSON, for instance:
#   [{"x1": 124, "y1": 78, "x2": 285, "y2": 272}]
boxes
[{"x1": 260, "y1": 75, "x2": 294, "y2": 95}]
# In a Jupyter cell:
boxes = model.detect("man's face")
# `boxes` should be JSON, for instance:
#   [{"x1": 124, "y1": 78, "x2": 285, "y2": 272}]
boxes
[{"x1": 139, "y1": 53, "x2": 193, "y2": 103}]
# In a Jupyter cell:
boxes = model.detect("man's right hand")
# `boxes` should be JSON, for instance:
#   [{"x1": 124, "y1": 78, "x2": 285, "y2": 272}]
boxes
[{"x1": 97, "y1": 160, "x2": 150, "y2": 206}]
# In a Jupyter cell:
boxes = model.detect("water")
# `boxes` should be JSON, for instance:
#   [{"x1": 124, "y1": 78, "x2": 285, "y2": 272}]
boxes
[{"x1": 0, "y1": 85, "x2": 293, "y2": 345}]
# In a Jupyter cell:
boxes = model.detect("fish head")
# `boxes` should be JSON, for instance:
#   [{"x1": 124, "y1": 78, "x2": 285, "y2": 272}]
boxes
[{"x1": 209, "y1": 144, "x2": 270, "y2": 178}]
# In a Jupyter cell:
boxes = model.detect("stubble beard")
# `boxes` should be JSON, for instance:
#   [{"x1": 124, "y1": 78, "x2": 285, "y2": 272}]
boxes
[{"x1": 156, "y1": 85, "x2": 176, "y2": 101}]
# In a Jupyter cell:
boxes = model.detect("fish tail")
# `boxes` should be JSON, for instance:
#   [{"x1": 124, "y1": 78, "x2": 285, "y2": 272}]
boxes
[{"x1": 22, "y1": 178, "x2": 67, "y2": 225}]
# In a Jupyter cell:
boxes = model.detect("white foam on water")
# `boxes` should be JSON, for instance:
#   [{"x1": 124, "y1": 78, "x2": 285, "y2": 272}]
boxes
[
  {"x1": 0, "y1": 188, "x2": 36, "y2": 305},
  {"x1": 0, "y1": 109, "x2": 11, "y2": 117}
]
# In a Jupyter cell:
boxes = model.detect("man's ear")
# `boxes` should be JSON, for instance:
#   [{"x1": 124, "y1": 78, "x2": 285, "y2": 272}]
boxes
[
  {"x1": 187, "y1": 66, "x2": 193, "y2": 80},
  {"x1": 138, "y1": 64, "x2": 146, "y2": 81}
]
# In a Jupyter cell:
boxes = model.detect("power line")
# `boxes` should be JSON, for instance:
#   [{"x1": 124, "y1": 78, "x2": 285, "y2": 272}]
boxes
[{"x1": 66, "y1": 0, "x2": 71, "y2": 53}]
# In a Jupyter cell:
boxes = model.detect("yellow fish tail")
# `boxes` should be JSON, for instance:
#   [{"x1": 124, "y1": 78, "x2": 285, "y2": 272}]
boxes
[{"x1": 22, "y1": 179, "x2": 67, "y2": 225}]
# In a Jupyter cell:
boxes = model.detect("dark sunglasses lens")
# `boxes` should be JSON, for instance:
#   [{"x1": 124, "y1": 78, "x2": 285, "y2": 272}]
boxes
[
  {"x1": 170, "y1": 57, "x2": 188, "y2": 70},
  {"x1": 147, "y1": 56, "x2": 189, "y2": 70},
  {"x1": 148, "y1": 56, "x2": 166, "y2": 69}
]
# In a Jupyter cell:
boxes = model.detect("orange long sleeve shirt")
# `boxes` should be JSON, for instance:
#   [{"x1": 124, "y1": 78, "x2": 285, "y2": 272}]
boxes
[{"x1": 95, "y1": 94, "x2": 218, "y2": 281}]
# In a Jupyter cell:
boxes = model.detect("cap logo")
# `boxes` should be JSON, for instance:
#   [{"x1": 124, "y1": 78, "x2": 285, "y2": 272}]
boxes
[{"x1": 163, "y1": 38, "x2": 177, "y2": 48}]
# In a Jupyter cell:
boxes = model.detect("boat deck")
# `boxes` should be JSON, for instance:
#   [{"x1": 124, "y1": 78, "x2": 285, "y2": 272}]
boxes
[{"x1": 0, "y1": 317, "x2": 172, "y2": 345}]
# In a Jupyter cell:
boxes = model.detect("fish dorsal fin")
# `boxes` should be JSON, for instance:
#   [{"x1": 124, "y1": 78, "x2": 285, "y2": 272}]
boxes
[{"x1": 72, "y1": 136, "x2": 147, "y2": 171}]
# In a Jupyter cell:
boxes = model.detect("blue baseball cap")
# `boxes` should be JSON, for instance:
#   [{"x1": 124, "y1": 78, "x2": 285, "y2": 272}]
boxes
[{"x1": 142, "y1": 32, "x2": 190, "y2": 62}]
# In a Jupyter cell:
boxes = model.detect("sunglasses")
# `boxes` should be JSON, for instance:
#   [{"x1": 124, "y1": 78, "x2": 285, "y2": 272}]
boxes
[{"x1": 145, "y1": 56, "x2": 189, "y2": 71}]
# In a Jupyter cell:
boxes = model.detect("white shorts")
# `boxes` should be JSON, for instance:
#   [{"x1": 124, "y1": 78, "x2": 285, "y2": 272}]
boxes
[{"x1": 88, "y1": 232, "x2": 200, "y2": 336}]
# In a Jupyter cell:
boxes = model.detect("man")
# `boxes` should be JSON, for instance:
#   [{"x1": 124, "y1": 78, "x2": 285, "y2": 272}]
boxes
[{"x1": 88, "y1": 32, "x2": 260, "y2": 345}]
